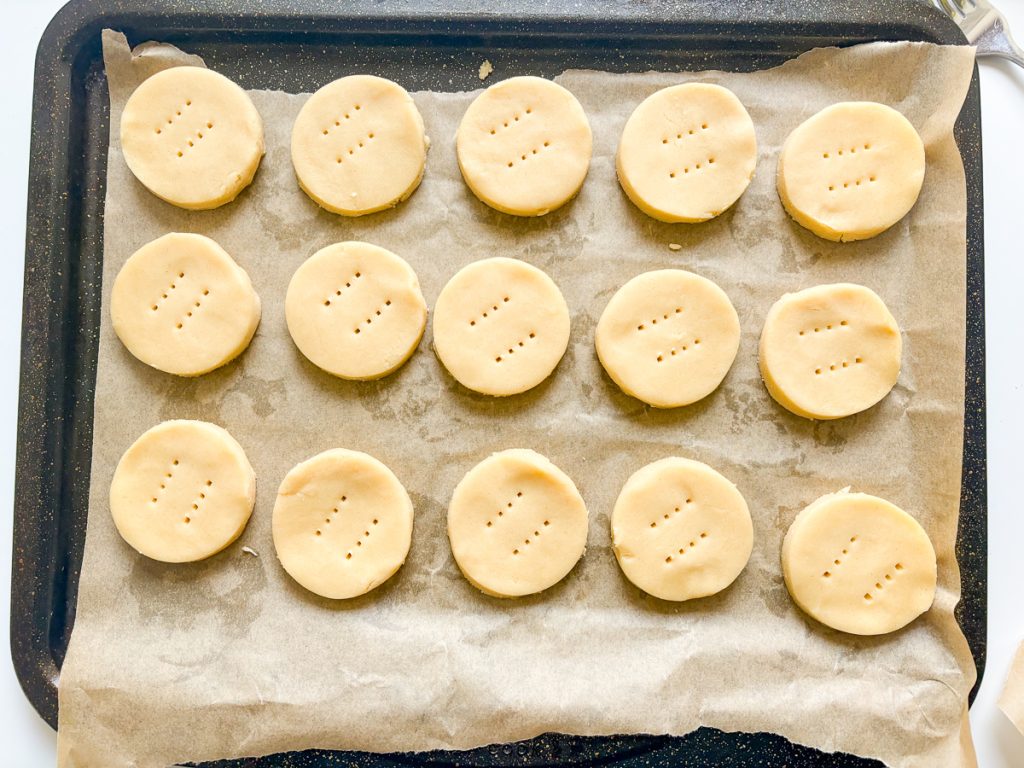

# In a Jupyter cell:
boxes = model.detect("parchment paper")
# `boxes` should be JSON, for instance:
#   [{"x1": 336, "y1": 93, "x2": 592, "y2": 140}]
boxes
[
  {"x1": 56, "y1": 31, "x2": 977, "y2": 768},
  {"x1": 999, "y1": 642, "x2": 1024, "y2": 734}
]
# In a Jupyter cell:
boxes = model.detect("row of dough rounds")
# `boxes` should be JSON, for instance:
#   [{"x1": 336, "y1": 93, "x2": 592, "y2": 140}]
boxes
[
  {"x1": 120, "y1": 66, "x2": 926, "y2": 241},
  {"x1": 111, "y1": 235, "x2": 904, "y2": 420},
  {"x1": 110, "y1": 421, "x2": 938, "y2": 636}
]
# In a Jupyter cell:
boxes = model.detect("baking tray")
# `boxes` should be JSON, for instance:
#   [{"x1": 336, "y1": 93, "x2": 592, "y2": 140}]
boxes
[{"x1": 12, "y1": 0, "x2": 986, "y2": 765}]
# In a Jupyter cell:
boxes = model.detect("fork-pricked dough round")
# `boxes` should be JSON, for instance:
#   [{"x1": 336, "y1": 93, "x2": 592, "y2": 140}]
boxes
[
  {"x1": 111, "y1": 233, "x2": 261, "y2": 377},
  {"x1": 447, "y1": 449, "x2": 588, "y2": 598},
  {"x1": 272, "y1": 449, "x2": 414, "y2": 600},
  {"x1": 777, "y1": 102, "x2": 925, "y2": 241},
  {"x1": 110, "y1": 420, "x2": 256, "y2": 563},
  {"x1": 286, "y1": 242, "x2": 427, "y2": 380},
  {"x1": 782, "y1": 490, "x2": 937, "y2": 635},
  {"x1": 611, "y1": 457, "x2": 752, "y2": 601},
  {"x1": 596, "y1": 269, "x2": 740, "y2": 408},
  {"x1": 759, "y1": 283, "x2": 901, "y2": 420},
  {"x1": 616, "y1": 83, "x2": 757, "y2": 223},
  {"x1": 432, "y1": 258, "x2": 570, "y2": 396},
  {"x1": 120, "y1": 66, "x2": 264, "y2": 209},
  {"x1": 456, "y1": 76, "x2": 592, "y2": 216},
  {"x1": 291, "y1": 75, "x2": 427, "y2": 216}
]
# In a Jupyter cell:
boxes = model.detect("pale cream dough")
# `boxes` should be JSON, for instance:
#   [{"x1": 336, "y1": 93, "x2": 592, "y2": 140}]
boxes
[
  {"x1": 447, "y1": 449, "x2": 588, "y2": 598},
  {"x1": 758, "y1": 283, "x2": 901, "y2": 420},
  {"x1": 777, "y1": 101, "x2": 926, "y2": 241},
  {"x1": 109, "y1": 420, "x2": 256, "y2": 563},
  {"x1": 285, "y1": 242, "x2": 427, "y2": 380},
  {"x1": 456, "y1": 76, "x2": 592, "y2": 216},
  {"x1": 616, "y1": 83, "x2": 757, "y2": 223},
  {"x1": 291, "y1": 75, "x2": 427, "y2": 216},
  {"x1": 595, "y1": 269, "x2": 740, "y2": 408},
  {"x1": 782, "y1": 489, "x2": 937, "y2": 635},
  {"x1": 611, "y1": 457, "x2": 752, "y2": 601},
  {"x1": 272, "y1": 449, "x2": 414, "y2": 600},
  {"x1": 432, "y1": 257, "x2": 570, "y2": 396},
  {"x1": 111, "y1": 232, "x2": 261, "y2": 377},
  {"x1": 120, "y1": 66, "x2": 264, "y2": 209}
]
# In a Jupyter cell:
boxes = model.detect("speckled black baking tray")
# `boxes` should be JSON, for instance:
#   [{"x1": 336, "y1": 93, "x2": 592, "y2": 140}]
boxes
[{"x1": 13, "y1": 0, "x2": 986, "y2": 765}]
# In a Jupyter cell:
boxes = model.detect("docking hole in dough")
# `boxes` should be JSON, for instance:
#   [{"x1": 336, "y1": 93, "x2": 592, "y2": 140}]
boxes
[
  {"x1": 782, "y1": 489, "x2": 937, "y2": 635},
  {"x1": 456, "y1": 76, "x2": 592, "y2": 216},
  {"x1": 272, "y1": 449, "x2": 414, "y2": 599},
  {"x1": 110, "y1": 420, "x2": 256, "y2": 563},
  {"x1": 447, "y1": 449, "x2": 588, "y2": 598},
  {"x1": 759, "y1": 283, "x2": 901, "y2": 420},
  {"x1": 111, "y1": 233, "x2": 261, "y2": 377},
  {"x1": 291, "y1": 75, "x2": 427, "y2": 216},
  {"x1": 777, "y1": 102, "x2": 925, "y2": 241},
  {"x1": 432, "y1": 257, "x2": 570, "y2": 396},
  {"x1": 285, "y1": 242, "x2": 427, "y2": 380},
  {"x1": 120, "y1": 66, "x2": 264, "y2": 209},
  {"x1": 596, "y1": 269, "x2": 740, "y2": 408},
  {"x1": 611, "y1": 457, "x2": 752, "y2": 601},
  {"x1": 616, "y1": 83, "x2": 757, "y2": 223}
]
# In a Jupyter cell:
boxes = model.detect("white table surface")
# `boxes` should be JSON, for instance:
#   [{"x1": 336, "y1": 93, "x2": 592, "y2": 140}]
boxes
[{"x1": 2, "y1": 0, "x2": 1023, "y2": 765}]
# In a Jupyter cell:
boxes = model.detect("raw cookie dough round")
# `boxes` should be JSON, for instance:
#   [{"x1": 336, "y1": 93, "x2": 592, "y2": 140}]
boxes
[
  {"x1": 782, "y1": 490, "x2": 937, "y2": 635},
  {"x1": 291, "y1": 75, "x2": 427, "y2": 216},
  {"x1": 456, "y1": 76, "x2": 592, "y2": 216},
  {"x1": 616, "y1": 83, "x2": 757, "y2": 223},
  {"x1": 110, "y1": 420, "x2": 256, "y2": 563},
  {"x1": 272, "y1": 449, "x2": 414, "y2": 600},
  {"x1": 111, "y1": 232, "x2": 261, "y2": 377},
  {"x1": 286, "y1": 242, "x2": 427, "y2": 380},
  {"x1": 611, "y1": 457, "x2": 753, "y2": 601},
  {"x1": 447, "y1": 449, "x2": 588, "y2": 598},
  {"x1": 759, "y1": 283, "x2": 901, "y2": 420},
  {"x1": 596, "y1": 269, "x2": 740, "y2": 408},
  {"x1": 777, "y1": 102, "x2": 925, "y2": 241},
  {"x1": 120, "y1": 66, "x2": 264, "y2": 209},
  {"x1": 432, "y1": 257, "x2": 571, "y2": 396}
]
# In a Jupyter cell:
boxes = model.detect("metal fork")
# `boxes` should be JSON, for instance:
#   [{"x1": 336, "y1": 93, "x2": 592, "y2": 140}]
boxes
[{"x1": 932, "y1": 0, "x2": 1024, "y2": 67}]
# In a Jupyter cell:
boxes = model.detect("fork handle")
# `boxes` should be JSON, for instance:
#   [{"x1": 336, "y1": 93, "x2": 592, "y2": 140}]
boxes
[{"x1": 975, "y1": 14, "x2": 1024, "y2": 68}]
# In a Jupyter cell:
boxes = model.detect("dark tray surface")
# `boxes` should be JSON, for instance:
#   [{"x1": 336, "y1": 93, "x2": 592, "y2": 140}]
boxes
[{"x1": 13, "y1": 1, "x2": 986, "y2": 766}]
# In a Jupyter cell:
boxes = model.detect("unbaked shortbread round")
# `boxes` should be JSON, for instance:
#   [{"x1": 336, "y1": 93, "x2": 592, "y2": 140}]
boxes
[
  {"x1": 433, "y1": 258, "x2": 571, "y2": 396},
  {"x1": 456, "y1": 76, "x2": 592, "y2": 216},
  {"x1": 782, "y1": 489, "x2": 937, "y2": 635},
  {"x1": 272, "y1": 449, "x2": 414, "y2": 600},
  {"x1": 111, "y1": 232, "x2": 261, "y2": 377},
  {"x1": 110, "y1": 420, "x2": 256, "y2": 563},
  {"x1": 759, "y1": 283, "x2": 901, "y2": 420},
  {"x1": 611, "y1": 457, "x2": 753, "y2": 601},
  {"x1": 596, "y1": 269, "x2": 740, "y2": 408},
  {"x1": 286, "y1": 242, "x2": 427, "y2": 380},
  {"x1": 616, "y1": 83, "x2": 757, "y2": 223},
  {"x1": 120, "y1": 66, "x2": 264, "y2": 209},
  {"x1": 777, "y1": 102, "x2": 926, "y2": 241},
  {"x1": 447, "y1": 449, "x2": 588, "y2": 598},
  {"x1": 291, "y1": 75, "x2": 427, "y2": 216}
]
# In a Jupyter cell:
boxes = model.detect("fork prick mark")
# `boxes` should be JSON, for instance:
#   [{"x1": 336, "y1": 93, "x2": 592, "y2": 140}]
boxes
[
  {"x1": 485, "y1": 491, "x2": 523, "y2": 528},
  {"x1": 494, "y1": 331, "x2": 537, "y2": 363},
  {"x1": 351, "y1": 298, "x2": 393, "y2": 334},
  {"x1": 323, "y1": 271, "x2": 362, "y2": 306},
  {"x1": 341, "y1": 515, "x2": 379, "y2": 560},
  {"x1": 174, "y1": 289, "x2": 209, "y2": 332},
  {"x1": 469, "y1": 296, "x2": 511, "y2": 327},
  {"x1": 150, "y1": 459, "x2": 180, "y2": 504}
]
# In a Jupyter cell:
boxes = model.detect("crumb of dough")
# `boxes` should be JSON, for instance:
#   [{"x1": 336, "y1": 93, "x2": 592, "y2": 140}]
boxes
[
  {"x1": 668, "y1": 243, "x2": 682, "y2": 251},
  {"x1": 478, "y1": 60, "x2": 493, "y2": 80},
  {"x1": 242, "y1": 546, "x2": 259, "y2": 557}
]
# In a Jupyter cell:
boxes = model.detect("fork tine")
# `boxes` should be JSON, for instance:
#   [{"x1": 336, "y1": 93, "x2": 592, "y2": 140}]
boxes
[
  {"x1": 936, "y1": 0, "x2": 963, "y2": 19},
  {"x1": 951, "y1": 0, "x2": 972, "y2": 12}
]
